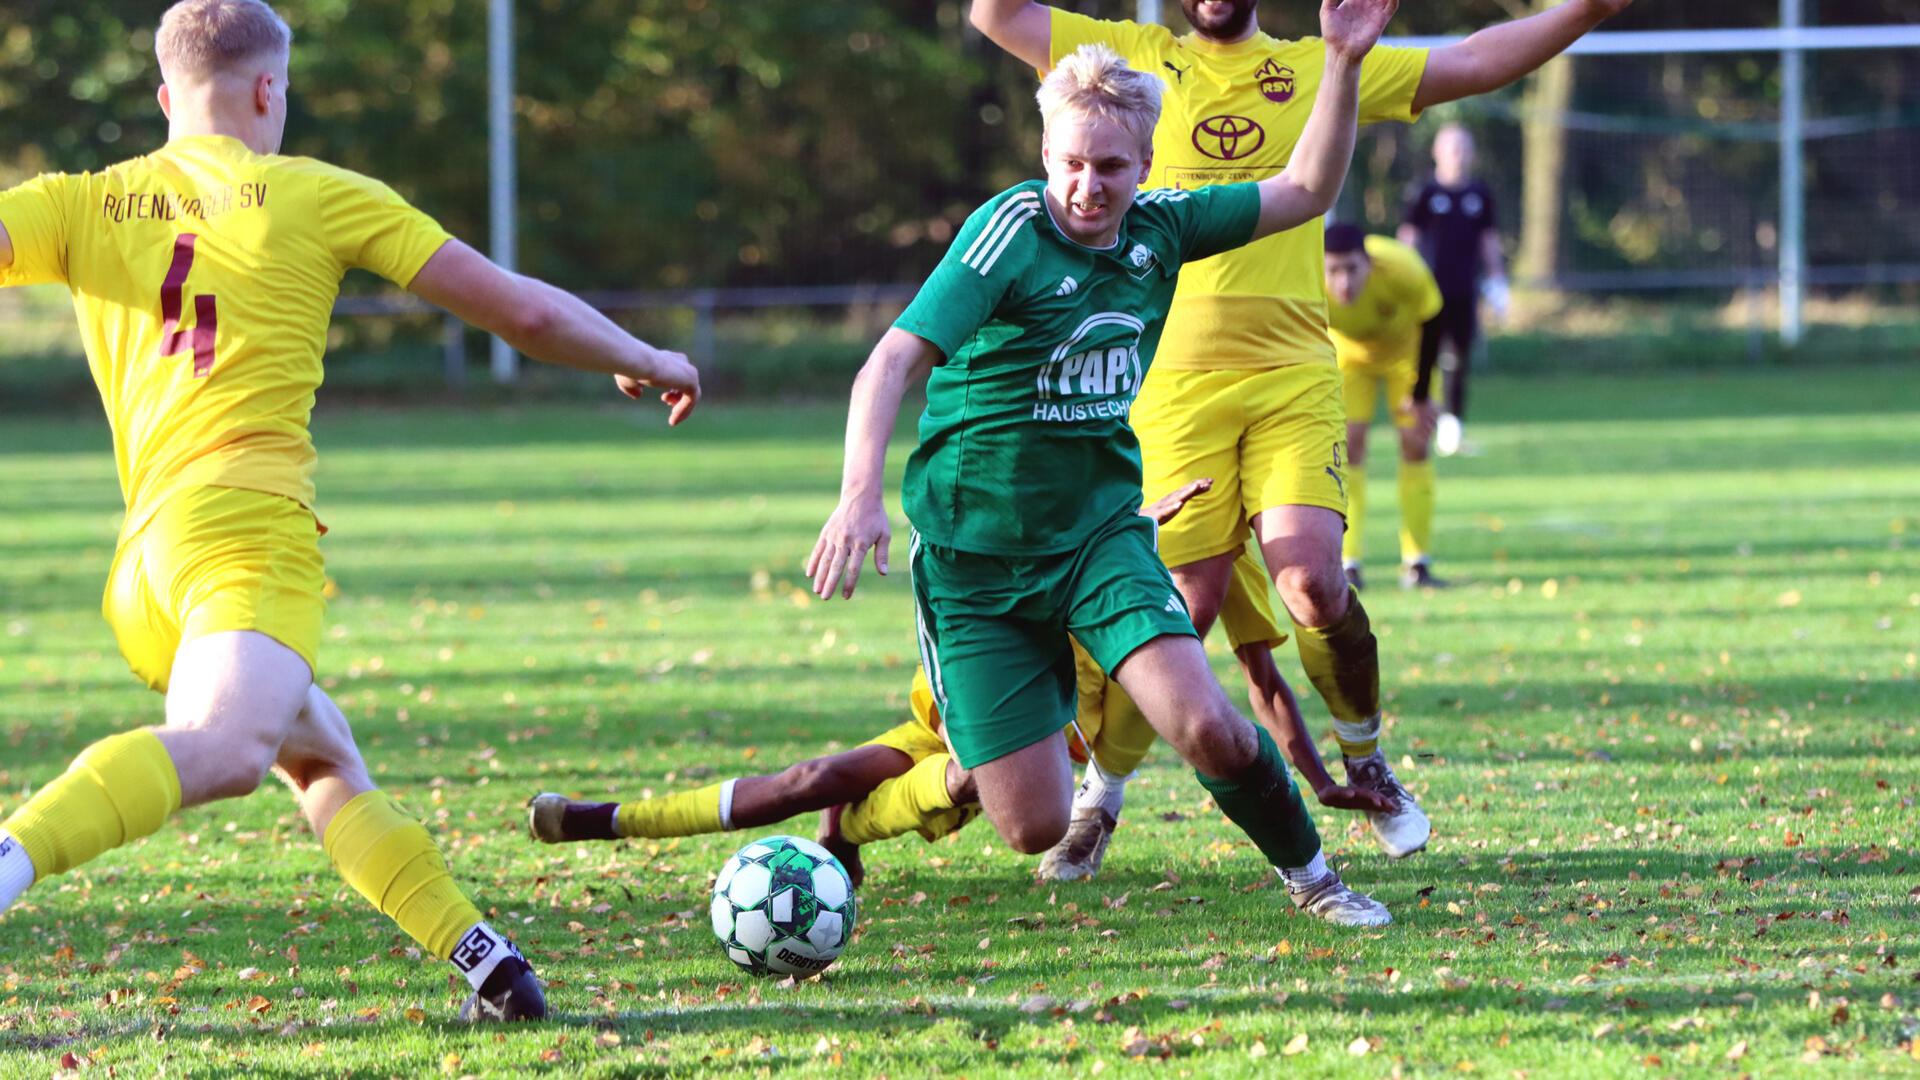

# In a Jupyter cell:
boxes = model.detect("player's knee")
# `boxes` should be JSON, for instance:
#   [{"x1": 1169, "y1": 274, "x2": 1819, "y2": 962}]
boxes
[
  {"x1": 202, "y1": 732, "x2": 284, "y2": 800},
  {"x1": 1276, "y1": 561, "x2": 1349, "y2": 626},
  {"x1": 994, "y1": 810, "x2": 1068, "y2": 855},
  {"x1": 1163, "y1": 702, "x2": 1255, "y2": 777}
]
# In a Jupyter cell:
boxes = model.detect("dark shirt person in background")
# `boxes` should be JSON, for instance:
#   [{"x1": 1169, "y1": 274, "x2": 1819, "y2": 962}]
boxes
[{"x1": 1399, "y1": 123, "x2": 1506, "y2": 457}]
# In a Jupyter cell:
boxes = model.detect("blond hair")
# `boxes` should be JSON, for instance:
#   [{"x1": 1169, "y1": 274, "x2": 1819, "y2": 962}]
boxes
[
  {"x1": 156, "y1": 0, "x2": 292, "y2": 81},
  {"x1": 1036, "y1": 44, "x2": 1163, "y2": 154}
]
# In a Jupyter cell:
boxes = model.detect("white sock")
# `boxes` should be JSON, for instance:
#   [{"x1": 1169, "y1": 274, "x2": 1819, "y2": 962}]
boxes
[
  {"x1": 448, "y1": 922, "x2": 524, "y2": 992},
  {"x1": 718, "y1": 778, "x2": 739, "y2": 831},
  {"x1": 1278, "y1": 850, "x2": 1330, "y2": 892},
  {"x1": 1075, "y1": 758, "x2": 1129, "y2": 818},
  {"x1": 0, "y1": 831, "x2": 36, "y2": 914}
]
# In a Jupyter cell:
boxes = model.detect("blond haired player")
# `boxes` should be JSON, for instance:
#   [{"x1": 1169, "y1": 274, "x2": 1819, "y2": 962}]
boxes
[
  {"x1": 0, "y1": 0, "x2": 699, "y2": 1022},
  {"x1": 969, "y1": 0, "x2": 1634, "y2": 873},
  {"x1": 1323, "y1": 223, "x2": 1446, "y2": 590},
  {"x1": 531, "y1": 487, "x2": 1391, "y2": 922},
  {"x1": 808, "y1": 5, "x2": 1404, "y2": 927}
]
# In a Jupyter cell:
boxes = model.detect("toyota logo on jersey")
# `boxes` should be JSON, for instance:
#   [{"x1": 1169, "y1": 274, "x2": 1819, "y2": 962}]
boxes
[{"x1": 1192, "y1": 115, "x2": 1266, "y2": 161}]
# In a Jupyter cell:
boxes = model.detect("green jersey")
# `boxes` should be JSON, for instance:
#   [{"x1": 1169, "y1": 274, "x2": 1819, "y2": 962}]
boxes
[{"x1": 895, "y1": 179, "x2": 1261, "y2": 555}]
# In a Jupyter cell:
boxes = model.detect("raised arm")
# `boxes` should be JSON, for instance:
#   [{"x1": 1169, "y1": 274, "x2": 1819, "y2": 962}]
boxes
[
  {"x1": 970, "y1": 0, "x2": 1053, "y2": 72},
  {"x1": 806, "y1": 327, "x2": 942, "y2": 600},
  {"x1": 1251, "y1": 0, "x2": 1397, "y2": 240},
  {"x1": 1412, "y1": 0, "x2": 1632, "y2": 111},
  {"x1": 407, "y1": 239, "x2": 701, "y2": 424}
]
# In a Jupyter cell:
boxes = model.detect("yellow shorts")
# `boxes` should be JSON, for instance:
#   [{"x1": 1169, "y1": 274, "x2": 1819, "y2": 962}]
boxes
[
  {"x1": 862, "y1": 669, "x2": 954, "y2": 762},
  {"x1": 103, "y1": 486, "x2": 325, "y2": 693},
  {"x1": 1219, "y1": 545, "x2": 1287, "y2": 649},
  {"x1": 1342, "y1": 361, "x2": 1419, "y2": 429},
  {"x1": 1132, "y1": 363, "x2": 1348, "y2": 567}
]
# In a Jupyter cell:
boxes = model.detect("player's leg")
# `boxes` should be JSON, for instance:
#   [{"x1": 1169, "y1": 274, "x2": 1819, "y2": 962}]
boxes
[
  {"x1": 910, "y1": 533, "x2": 1079, "y2": 856},
  {"x1": 0, "y1": 630, "x2": 301, "y2": 916},
  {"x1": 1039, "y1": 642, "x2": 1156, "y2": 882},
  {"x1": 273, "y1": 684, "x2": 542, "y2": 1021},
  {"x1": 1392, "y1": 360, "x2": 1441, "y2": 589},
  {"x1": 529, "y1": 745, "x2": 915, "y2": 843},
  {"x1": 1434, "y1": 297, "x2": 1478, "y2": 456},
  {"x1": 1107, "y1": 635, "x2": 1388, "y2": 926},
  {"x1": 1339, "y1": 365, "x2": 1378, "y2": 590},
  {"x1": 1242, "y1": 365, "x2": 1429, "y2": 858},
  {"x1": 1065, "y1": 514, "x2": 1386, "y2": 925},
  {"x1": 1, "y1": 491, "x2": 311, "y2": 915},
  {"x1": 823, "y1": 753, "x2": 978, "y2": 887}
]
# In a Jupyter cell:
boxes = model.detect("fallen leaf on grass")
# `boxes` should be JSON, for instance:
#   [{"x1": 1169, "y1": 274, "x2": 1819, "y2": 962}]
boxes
[
  {"x1": 1348, "y1": 1036, "x2": 1372, "y2": 1056},
  {"x1": 1282, "y1": 1033, "x2": 1309, "y2": 1056},
  {"x1": 1726, "y1": 1041, "x2": 1747, "y2": 1061}
]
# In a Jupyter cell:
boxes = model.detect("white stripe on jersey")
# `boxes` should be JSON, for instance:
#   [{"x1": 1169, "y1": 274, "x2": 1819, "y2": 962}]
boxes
[
  {"x1": 1137, "y1": 188, "x2": 1191, "y2": 204},
  {"x1": 963, "y1": 193, "x2": 1041, "y2": 276}
]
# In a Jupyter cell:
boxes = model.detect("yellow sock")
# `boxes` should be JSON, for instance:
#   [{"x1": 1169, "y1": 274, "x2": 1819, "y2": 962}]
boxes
[
  {"x1": 1292, "y1": 591, "x2": 1381, "y2": 759},
  {"x1": 1399, "y1": 458, "x2": 1435, "y2": 565},
  {"x1": 841, "y1": 754, "x2": 964, "y2": 844},
  {"x1": 1090, "y1": 681, "x2": 1157, "y2": 777},
  {"x1": 1342, "y1": 463, "x2": 1369, "y2": 566},
  {"x1": 323, "y1": 791, "x2": 483, "y2": 960},
  {"x1": 2, "y1": 729, "x2": 180, "y2": 880},
  {"x1": 614, "y1": 781, "x2": 728, "y2": 838}
]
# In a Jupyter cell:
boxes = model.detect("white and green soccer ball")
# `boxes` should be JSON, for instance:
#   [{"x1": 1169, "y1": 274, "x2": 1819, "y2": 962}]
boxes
[{"x1": 710, "y1": 835, "x2": 858, "y2": 977}]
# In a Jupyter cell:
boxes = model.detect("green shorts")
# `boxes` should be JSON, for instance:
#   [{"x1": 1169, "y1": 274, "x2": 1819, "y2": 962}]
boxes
[{"x1": 909, "y1": 511, "x2": 1197, "y2": 768}]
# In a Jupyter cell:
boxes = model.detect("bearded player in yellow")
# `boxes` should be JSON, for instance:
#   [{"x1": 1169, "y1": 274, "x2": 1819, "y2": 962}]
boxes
[
  {"x1": 1323, "y1": 223, "x2": 1446, "y2": 590},
  {"x1": 0, "y1": 0, "x2": 700, "y2": 1022},
  {"x1": 969, "y1": 0, "x2": 1633, "y2": 873}
]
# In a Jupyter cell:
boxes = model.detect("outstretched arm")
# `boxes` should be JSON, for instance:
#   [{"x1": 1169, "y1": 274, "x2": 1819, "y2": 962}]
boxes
[
  {"x1": 1412, "y1": 0, "x2": 1632, "y2": 111},
  {"x1": 806, "y1": 327, "x2": 941, "y2": 600},
  {"x1": 970, "y1": 0, "x2": 1053, "y2": 71},
  {"x1": 1235, "y1": 644, "x2": 1394, "y2": 814},
  {"x1": 408, "y1": 240, "x2": 701, "y2": 424},
  {"x1": 1251, "y1": 0, "x2": 1397, "y2": 240}
]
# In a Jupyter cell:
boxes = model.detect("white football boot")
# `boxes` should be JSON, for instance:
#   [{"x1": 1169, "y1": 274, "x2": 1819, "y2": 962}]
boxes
[
  {"x1": 1288, "y1": 871, "x2": 1392, "y2": 927},
  {"x1": 1344, "y1": 751, "x2": 1431, "y2": 858}
]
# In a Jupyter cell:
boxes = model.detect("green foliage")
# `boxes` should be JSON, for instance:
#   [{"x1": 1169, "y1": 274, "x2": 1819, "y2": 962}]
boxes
[{"x1": 0, "y1": 370, "x2": 1916, "y2": 1074}]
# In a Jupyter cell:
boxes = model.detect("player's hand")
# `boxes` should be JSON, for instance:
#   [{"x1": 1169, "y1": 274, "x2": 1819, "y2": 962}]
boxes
[
  {"x1": 807, "y1": 497, "x2": 891, "y2": 600},
  {"x1": 1315, "y1": 783, "x2": 1396, "y2": 814},
  {"x1": 1139, "y1": 478, "x2": 1213, "y2": 526},
  {"x1": 615, "y1": 349, "x2": 701, "y2": 426},
  {"x1": 1320, "y1": 0, "x2": 1398, "y2": 63},
  {"x1": 1400, "y1": 396, "x2": 1438, "y2": 443}
]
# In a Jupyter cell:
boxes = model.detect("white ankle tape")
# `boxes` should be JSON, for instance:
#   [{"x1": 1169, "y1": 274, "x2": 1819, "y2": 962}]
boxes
[
  {"x1": 449, "y1": 922, "x2": 521, "y2": 991},
  {"x1": 718, "y1": 778, "x2": 739, "y2": 831}
]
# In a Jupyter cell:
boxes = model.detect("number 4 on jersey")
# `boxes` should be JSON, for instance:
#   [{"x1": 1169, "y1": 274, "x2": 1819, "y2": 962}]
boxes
[{"x1": 158, "y1": 233, "x2": 218, "y2": 377}]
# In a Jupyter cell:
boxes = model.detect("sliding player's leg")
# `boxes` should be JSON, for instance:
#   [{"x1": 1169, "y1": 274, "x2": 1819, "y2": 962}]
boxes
[
  {"x1": 1105, "y1": 634, "x2": 1389, "y2": 927},
  {"x1": 821, "y1": 752, "x2": 979, "y2": 887},
  {"x1": 529, "y1": 744, "x2": 916, "y2": 846}
]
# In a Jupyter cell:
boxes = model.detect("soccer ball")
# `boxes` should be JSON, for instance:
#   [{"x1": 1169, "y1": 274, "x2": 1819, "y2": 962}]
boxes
[{"x1": 709, "y1": 835, "x2": 858, "y2": 977}]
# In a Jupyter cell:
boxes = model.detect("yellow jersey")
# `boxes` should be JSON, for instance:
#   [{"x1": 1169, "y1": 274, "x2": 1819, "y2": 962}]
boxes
[
  {"x1": 1328, "y1": 235, "x2": 1442, "y2": 371},
  {"x1": 0, "y1": 134, "x2": 451, "y2": 535},
  {"x1": 1050, "y1": 10, "x2": 1426, "y2": 371}
]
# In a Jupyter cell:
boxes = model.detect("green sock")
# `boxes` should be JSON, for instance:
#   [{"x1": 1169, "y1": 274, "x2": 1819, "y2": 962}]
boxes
[{"x1": 1194, "y1": 724, "x2": 1322, "y2": 869}]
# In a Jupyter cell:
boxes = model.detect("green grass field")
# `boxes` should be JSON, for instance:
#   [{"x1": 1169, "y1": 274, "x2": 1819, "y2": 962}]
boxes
[{"x1": 1, "y1": 366, "x2": 1916, "y2": 1077}]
